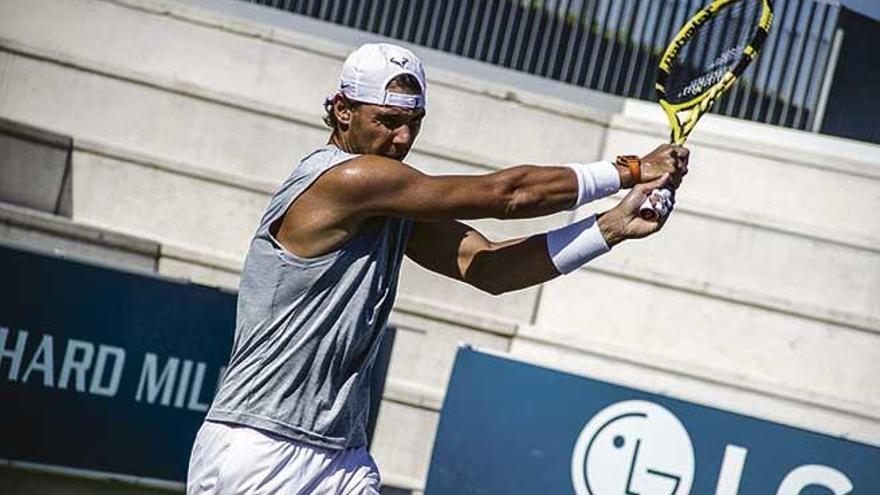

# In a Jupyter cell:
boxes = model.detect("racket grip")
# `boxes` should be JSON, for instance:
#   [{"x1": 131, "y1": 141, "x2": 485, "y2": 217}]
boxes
[{"x1": 638, "y1": 187, "x2": 673, "y2": 220}]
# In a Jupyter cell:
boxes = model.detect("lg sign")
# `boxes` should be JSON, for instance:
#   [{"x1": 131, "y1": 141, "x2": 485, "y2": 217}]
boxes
[
  {"x1": 571, "y1": 401, "x2": 855, "y2": 495},
  {"x1": 571, "y1": 401, "x2": 694, "y2": 495},
  {"x1": 425, "y1": 350, "x2": 878, "y2": 495}
]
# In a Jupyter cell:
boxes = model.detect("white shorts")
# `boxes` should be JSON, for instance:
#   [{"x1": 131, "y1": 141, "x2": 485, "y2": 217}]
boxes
[{"x1": 187, "y1": 421, "x2": 381, "y2": 495}]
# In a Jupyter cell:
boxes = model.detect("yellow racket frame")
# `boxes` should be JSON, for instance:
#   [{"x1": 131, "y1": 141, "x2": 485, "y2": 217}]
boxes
[{"x1": 655, "y1": 0, "x2": 774, "y2": 145}]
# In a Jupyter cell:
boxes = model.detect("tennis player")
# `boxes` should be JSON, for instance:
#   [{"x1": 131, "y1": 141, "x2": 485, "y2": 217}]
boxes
[{"x1": 187, "y1": 43, "x2": 688, "y2": 494}]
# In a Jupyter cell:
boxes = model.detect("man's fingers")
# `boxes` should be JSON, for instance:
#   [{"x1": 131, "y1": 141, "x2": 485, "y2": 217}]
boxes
[
  {"x1": 635, "y1": 173, "x2": 671, "y2": 195},
  {"x1": 671, "y1": 145, "x2": 690, "y2": 168},
  {"x1": 652, "y1": 172, "x2": 672, "y2": 188},
  {"x1": 641, "y1": 144, "x2": 690, "y2": 186}
]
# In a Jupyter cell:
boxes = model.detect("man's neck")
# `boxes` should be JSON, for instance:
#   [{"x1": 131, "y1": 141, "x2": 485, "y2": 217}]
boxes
[{"x1": 328, "y1": 132, "x2": 354, "y2": 154}]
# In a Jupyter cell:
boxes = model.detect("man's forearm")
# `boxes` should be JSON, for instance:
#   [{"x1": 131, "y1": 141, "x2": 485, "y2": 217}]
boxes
[
  {"x1": 465, "y1": 211, "x2": 624, "y2": 295},
  {"x1": 462, "y1": 234, "x2": 562, "y2": 295},
  {"x1": 492, "y1": 161, "x2": 624, "y2": 219}
]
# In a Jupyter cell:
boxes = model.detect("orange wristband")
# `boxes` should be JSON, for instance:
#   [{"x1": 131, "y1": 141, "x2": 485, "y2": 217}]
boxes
[{"x1": 616, "y1": 155, "x2": 641, "y2": 185}]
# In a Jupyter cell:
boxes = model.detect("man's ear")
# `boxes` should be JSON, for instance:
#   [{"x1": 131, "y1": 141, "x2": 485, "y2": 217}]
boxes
[{"x1": 333, "y1": 96, "x2": 354, "y2": 128}]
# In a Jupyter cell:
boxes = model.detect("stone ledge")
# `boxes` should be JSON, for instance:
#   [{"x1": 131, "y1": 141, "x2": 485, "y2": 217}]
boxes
[
  {"x1": 0, "y1": 31, "x2": 596, "y2": 175},
  {"x1": 380, "y1": 471, "x2": 425, "y2": 493},
  {"x1": 109, "y1": 0, "x2": 621, "y2": 124},
  {"x1": 513, "y1": 325, "x2": 880, "y2": 423},
  {"x1": 0, "y1": 201, "x2": 159, "y2": 258},
  {"x1": 73, "y1": 138, "x2": 880, "y2": 321},
  {"x1": 5, "y1": 38, "x2": 874, "y2": 254},
  {"x1": 383, "y1": 378, "x2": 444, "y2": 412},
  {"x1": 393, "y1": 294, "x2": 520, "y2": 338},
  {"x1": 613, "y1": 101, "x2": 880, "y2": 179},
  {"x1": 147, "y1": 227, "x2": 879, "y2": 338},
  {"x1": 585, "y1": 258, "x2": 880, "y2": 336},
  {"x1": 10, "y1": 177, "x2": 871, "y2": 339},
  {"x1": 0, "y1": 460, "x2": 183, "y2": 492}
]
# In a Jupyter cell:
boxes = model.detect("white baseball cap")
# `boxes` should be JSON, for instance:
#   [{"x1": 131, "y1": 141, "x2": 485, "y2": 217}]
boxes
[{"x1": 332, "y1": 43, "x2": 427, "y2": 109}]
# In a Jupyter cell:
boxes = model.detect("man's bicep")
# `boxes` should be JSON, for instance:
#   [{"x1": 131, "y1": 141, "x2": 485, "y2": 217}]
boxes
[
  {"x1": 405, "y1": 220, "x2": 493, "y2": 281},
  {"x1": 333, "y1": 156, "x2": 506, "y2": 221}
]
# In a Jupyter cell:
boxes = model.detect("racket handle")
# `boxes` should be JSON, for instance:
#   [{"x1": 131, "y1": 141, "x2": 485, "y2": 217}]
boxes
[{"x1": 638, "y1": 187, "x2": 673, "y2": 220}]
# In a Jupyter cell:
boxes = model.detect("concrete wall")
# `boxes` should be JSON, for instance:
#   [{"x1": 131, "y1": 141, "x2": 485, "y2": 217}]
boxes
[{"x1": 1, "y1": 0, "x2": 878, "y2": 493}]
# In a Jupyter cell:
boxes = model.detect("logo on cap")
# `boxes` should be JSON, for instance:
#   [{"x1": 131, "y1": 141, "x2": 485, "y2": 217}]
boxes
[{"x1": 390, "y1": 56, "x2": 409, "y2": 68}]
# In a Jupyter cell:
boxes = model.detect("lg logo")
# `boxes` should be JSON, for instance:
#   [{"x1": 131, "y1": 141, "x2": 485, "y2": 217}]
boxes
[
  {"x1": 571, "y1": 400, "x2": 855, "y2": 495},
  {"x1": 571, "y1": 401, "x2": 694, "y2": 495}
]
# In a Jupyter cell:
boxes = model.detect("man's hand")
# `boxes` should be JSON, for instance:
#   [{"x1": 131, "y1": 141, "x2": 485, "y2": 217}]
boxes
[
  {"x1": 636, "y1": 144, "x2": 689, "y2": 189},
  {"x1": 597, "y1": 174, "x2": 675, "y2": 247}
]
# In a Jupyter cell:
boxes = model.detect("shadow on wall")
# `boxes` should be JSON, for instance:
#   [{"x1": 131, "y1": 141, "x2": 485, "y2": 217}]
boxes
[{"x1": 0, "y1": 118, "x2": 73, "y2": 216}]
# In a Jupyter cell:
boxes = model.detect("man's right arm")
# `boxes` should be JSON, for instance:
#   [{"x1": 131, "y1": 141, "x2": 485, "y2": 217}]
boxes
[
  {"x1": 326, "y1": 146, "x2": 686, "y2": 223},
  {"x1": 274, "y1": 145, "x2": 686, "y2": 258},
  {"x1": 327, "y1": 155, "x2": 581, "y2": 221}
]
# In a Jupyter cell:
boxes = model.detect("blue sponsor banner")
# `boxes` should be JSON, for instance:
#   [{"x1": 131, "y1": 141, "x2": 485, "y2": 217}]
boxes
[
  {"x1": 0, "y1": 245, "x2": 392, "y2": 483},
  {"x1": 425, "y1": 347, "x2": 879, "y2": 495},
  {"x1": 0, "y1": 246, "x2": 236, "y2": 482}
]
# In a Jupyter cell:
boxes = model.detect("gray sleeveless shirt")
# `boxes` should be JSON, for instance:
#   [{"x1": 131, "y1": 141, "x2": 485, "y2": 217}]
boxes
[{"x1": 207, "y1": 145, "x2": 412, "y2": 449}]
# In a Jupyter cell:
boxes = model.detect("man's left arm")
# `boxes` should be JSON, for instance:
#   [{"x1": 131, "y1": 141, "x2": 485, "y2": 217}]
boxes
[
  {"x1": 405, "y1": 220, "x2": 556, "y2": 295},
  {"x1": 406, "y1": 174, "x2": 675, "y2": 295}
]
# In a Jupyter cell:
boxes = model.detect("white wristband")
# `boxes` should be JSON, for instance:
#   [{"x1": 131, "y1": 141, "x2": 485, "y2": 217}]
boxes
[
  {"x1": 546, "y1": 214, "x2": 610, "y2": 274},
  {"x1": 564, "y1": 160, "x2": 621, "y2": 210}
]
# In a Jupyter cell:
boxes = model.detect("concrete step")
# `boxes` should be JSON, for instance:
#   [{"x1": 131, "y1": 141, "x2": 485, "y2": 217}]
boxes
[
  {"x1": 0, "y1": 0, "x2": 607, "y2": 170},
  {"x1": 509, "y1": 336, "x2": 880, "y2": 445},
  {"x1": 606, "y1": 110, "x2": 880, "y2": 247},
  {"x1": 70, "y1": 148, "x2": 267, "y2": 260},
  {"x1": 371, "y1": 399, "x2": 436, "y2": 493},
  {"x1": 534, "y1": 266, "x2": 880, "y2": 411},
  {"x1": 597, "y1": 209, "x2": 880, "y2": 325},
  {"x1": 64, "y1": 136, "x2": 879, "y2": 326}
]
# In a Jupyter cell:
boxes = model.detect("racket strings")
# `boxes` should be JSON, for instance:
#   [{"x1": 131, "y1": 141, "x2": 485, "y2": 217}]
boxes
[{"x1": 665, "y1": 0, "x2": 763, "y2": 104}]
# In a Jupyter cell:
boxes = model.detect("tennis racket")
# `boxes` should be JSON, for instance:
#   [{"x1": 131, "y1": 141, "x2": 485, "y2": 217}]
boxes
[{"x1": 639, "y1": 0, "x2": 774, "y2": 220}]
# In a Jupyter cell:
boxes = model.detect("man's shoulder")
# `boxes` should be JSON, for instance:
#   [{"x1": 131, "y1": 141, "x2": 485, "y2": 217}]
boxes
[{"x1": 318, "y1": 154, "x2": 410, "y2": 187}]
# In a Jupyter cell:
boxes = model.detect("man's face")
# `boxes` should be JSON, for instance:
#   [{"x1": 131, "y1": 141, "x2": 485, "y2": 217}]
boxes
[
  {"x1": 335, "y1": 78, "x2": 425, "y2": 160},
  {"x1": 348, "y1": 103, "x2": 425, "y2": 160}
]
